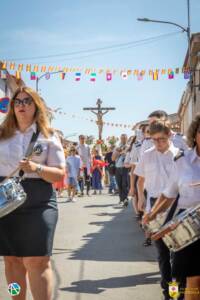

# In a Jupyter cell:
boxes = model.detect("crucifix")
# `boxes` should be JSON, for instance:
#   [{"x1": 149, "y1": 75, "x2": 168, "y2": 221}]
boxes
[{"x1": 83, "y1": 98, "x2": 116, "y2": 140}]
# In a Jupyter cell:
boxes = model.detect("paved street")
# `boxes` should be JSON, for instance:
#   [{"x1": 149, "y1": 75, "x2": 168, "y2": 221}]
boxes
[{"x1": 0, "y1": 192, "x2": 161, "y2": 300}]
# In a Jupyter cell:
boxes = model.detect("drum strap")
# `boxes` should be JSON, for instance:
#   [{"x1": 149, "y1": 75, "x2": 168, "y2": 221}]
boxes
[
  {"x1": 19, "y1": 127, "x2": 40, "y2": 177},
  {"x1": 163, "y1": 195, "x2": 179, "y2": 225}
]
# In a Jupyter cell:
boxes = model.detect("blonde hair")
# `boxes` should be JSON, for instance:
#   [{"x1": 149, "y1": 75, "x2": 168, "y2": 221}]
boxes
[{"x1": 0, "y1": 86, "x2": 53, "y2": 139}]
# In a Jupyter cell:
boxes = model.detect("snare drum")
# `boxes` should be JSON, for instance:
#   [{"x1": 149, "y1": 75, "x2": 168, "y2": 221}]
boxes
[
  {"x1": 152, "y1": 204, "x2": 200, "y2": 252},
  {"x1": 143, "y1": 210, "x2": 169, "y2": 234},
  {"x1": 0, "y1": 178, "x2": 27, "y2": 218}
]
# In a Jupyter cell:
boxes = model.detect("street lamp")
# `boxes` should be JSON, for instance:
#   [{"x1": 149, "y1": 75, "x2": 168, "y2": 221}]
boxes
[
  {"x1": 137, "y1": 0, "x2": 192, "y2": 83},
  {"x1": 36, "y1": 70, "x2": 64, "y2": 93}
]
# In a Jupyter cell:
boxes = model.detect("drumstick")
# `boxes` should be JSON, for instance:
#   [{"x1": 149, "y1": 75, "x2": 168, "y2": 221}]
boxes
[
  {"x1": 189, "y1": 182, "x2": 200, "y2": 187},
  {"x1": 151, "y1": 222, "x2": 179, "y2": 241}
]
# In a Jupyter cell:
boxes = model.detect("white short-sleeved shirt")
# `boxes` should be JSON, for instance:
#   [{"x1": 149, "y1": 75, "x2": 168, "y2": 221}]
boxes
[
  {"x1": 124, "y1": 151, "x2": 131, "y2": 165},
  {"x1": 113, "y1": 143, "x2": 128, "y2": 168},
  {"x1": 130, "y1": 142, "x2": 142, "y2": 165},
  {"x1": 140, "y1": 138, "x2": 153, "y2": 157},
  {"x1": 66, "y1": 155, "x2": 81, "y2": 178},
  {"x1": 163, "y1": 148, "x2": 200, "y2": 209},
  {"x1": 76, "y1": 144, "x2": 90, "y2": 165},
  {"x1": 0, "y1": 123, "x2": 65, "y2": 178},
  {"x1": 134, "y1": 143, "x2": 179, "y2": 200}
]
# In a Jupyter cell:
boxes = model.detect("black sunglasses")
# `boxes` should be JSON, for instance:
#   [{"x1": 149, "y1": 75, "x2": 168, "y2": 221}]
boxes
[{"x1": 13, "y1": 97, "x2": 33, "y2": 107}]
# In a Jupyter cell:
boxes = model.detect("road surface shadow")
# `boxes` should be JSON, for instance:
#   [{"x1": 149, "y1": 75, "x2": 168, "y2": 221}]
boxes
[
  {"x1": 69, "y1": 205, "x2": 157, "y2": 262},
  {"x1": 84, "y1": 204, "x2": 114, "y2": 208},
  {"x1": 60, "y1": 271, "x2": 160, "y2": 294}
]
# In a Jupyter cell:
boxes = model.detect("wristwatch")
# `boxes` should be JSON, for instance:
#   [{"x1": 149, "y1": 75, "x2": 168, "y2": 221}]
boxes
[{"x1": 36, "y1": 164, "x2": 43, "y2": 174}]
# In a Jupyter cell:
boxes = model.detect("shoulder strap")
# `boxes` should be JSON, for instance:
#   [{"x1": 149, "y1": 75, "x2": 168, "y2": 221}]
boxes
[
  {"x1": 19, "y1": 127, "x2": 40, "y2": 177},
  {"x1": 174, "y1": 149, "x2": 184, "y2": 161},
  {"x1": 163, "y1": 195, "x2": 179, "y2": 225},
  {"x1": 24, "y1": 127, "x2": 40, "y2": 158}
]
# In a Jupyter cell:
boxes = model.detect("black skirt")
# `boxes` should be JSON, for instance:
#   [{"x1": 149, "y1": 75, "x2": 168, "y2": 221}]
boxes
[
  {"x1": 0, "y1": 177, "x2": 58, "y2": 257},
  {"x1": 172, "y1": 239, "x2": 200, "y2": 278}
]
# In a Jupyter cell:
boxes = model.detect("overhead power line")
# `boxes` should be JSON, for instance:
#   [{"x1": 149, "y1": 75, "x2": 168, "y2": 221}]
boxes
[{"x1": 6, "y1": 31, "x2": 183, "y2": 62}]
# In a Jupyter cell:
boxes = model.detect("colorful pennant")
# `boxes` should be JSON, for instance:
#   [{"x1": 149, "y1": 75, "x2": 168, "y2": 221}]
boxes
[
  {"x1": 90, "y1": 72, "x2": 96, "y2": 82},
  {"x1": 30, "y1": 72, "x2": 36, "y2": 80},
  {"x1": 75, "y1": 72, "x2": 81, "y2": 81},
  {"x1": 106, "y1": 73, "x2": 112, "y2": 81}
]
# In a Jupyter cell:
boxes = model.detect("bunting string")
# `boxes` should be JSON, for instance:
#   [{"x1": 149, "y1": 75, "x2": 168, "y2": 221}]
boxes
[
  {"x1": 0, "y1": 60, "x2": 192, "y2": 81},
  {"x1": 49, "y1": 108, "x2": 133, "y2": 129}
]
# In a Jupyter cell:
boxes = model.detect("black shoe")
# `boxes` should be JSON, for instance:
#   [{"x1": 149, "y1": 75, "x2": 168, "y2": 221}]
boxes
[
  {"x1": 123, "y1": 199, "x2": 129, "y2": 207},
  {"x1": 143, "y1": 238, "x2": 152, "y2": 247}
]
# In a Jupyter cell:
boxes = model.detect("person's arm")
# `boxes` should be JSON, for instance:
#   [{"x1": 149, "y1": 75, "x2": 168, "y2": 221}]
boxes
[
  {"x1": 137, "y1": 176, "x2": 145, "y2": 211},
  {"x1": 143, "y1": 161, "x2": 179, "y2": 224},
  {"x1": 124, "y1": 152, "x2": 131, "y2": 168},
  {"x1": 133, "y1": 153, "x2": 146, "y2": 209},
  {"x1": 129, "y1": 165, "x2": 136, "y2": 196},
  {"x1": 112, "y1": 148, "x2": 120, "y2": 161},
  {"x1": 19, "y1": 160, "x2": 65, "y2": 183},
  {"x1": 19, "y1": 134, "x2": 66, "y2": 183},
  {"x1": 142, "y1": 194, "x2": 175, "y2": 225}
]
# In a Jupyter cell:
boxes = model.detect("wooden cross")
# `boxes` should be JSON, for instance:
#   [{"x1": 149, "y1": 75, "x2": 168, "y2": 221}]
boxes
[{"x1": 83, "y1": 98, "x2": 115, "y2": 140}]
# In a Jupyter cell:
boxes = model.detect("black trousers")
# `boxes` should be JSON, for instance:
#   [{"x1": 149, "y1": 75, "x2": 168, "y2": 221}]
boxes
[
  {"x1": 83, "y1": 167, "x2": 90, "y2": 194},
  {"x1": 155, "y1": 239, "x2": 186, "y2": 300},
  {"x1": 115, "y1": 167, "x2": 129, "y2": 202}
]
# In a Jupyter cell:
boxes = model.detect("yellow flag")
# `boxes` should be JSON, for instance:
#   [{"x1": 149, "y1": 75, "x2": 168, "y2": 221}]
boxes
[
  {"x1": 153, "y1": 71, "x2": 158, "y2": 80},
  {"x1": 16, "y1": 71, "x2": 21, "y2": 79},
  {"x1": 48, "y1": 66, "x2": 54, "y2": 72},
  {"x1": 63, "y1": 67, "x2": 69, "y2": 73},
  {"x1": 2, "y1": 62, "x2": 7, "y2": 69},
  {"x1": 26, "y1": 64, "x2": 31, "y2": 72},
  {"x1": 10, "y1": 62, "x2": 15, "y2": 70}
]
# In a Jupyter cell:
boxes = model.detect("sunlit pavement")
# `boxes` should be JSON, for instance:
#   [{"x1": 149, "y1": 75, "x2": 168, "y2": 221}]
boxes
[{"x1": 0, "y1": 191, "x2": 161, "y2": 300}]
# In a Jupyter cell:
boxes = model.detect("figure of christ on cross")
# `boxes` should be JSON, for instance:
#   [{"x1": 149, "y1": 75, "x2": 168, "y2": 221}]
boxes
[{"x1": 83, "y1": 99, "x2": 116, "y2": 140}]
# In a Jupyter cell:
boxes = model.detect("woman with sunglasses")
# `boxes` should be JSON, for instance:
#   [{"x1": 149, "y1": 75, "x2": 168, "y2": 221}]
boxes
[{"x1": 0, "y1": 87, "x2": 65, "y2": 300}]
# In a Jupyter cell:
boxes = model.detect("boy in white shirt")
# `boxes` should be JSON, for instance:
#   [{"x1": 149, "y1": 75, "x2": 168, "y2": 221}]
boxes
[
  {"x1": 134, "y1": 120, "x2": 181, "y2": 300},
  {"x1": 66, "y1": 146, "x2": 81, "y2": 202}
]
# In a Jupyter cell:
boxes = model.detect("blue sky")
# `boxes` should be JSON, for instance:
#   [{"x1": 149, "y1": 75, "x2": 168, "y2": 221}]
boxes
[{"x1": 1, "y1": 0, "x2": 200, "y2": 140}]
